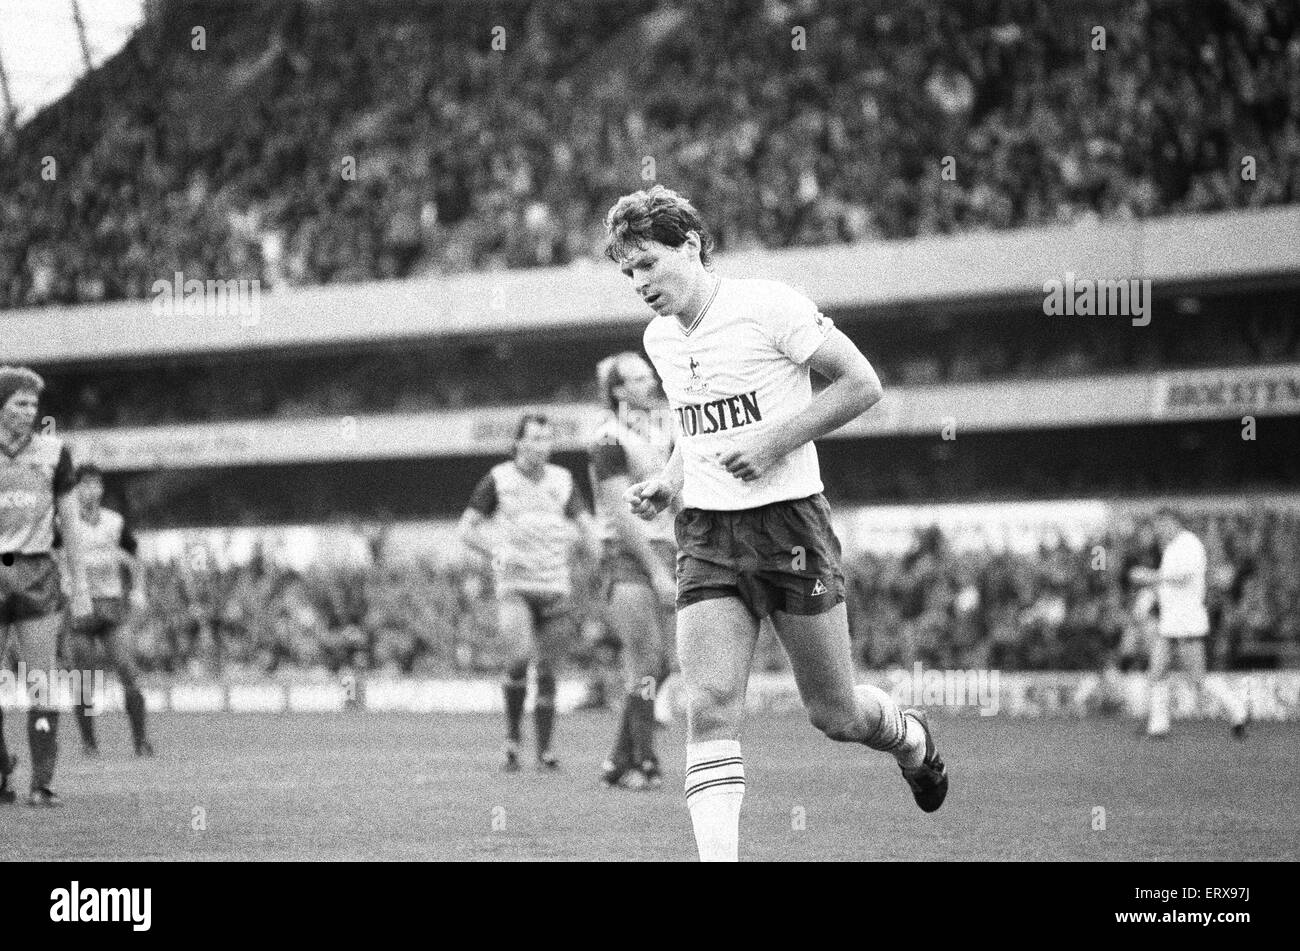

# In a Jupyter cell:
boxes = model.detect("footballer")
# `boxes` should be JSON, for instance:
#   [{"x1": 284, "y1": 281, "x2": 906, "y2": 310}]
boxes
[
  {"x1": 604, "y1": 187, "x2": 948, "y2": 861},
  {"x1": 0, "y1": 367, "x2": 93, "y2": 807},
  {"x1": 589, "y1": 352, "x2": 678, "y2": 789},
  {"x1": 66, "y1": 464, "x2": 154, "y2": 758},
  {"x1": 459, "y1": 413, "x2": 598, "y2": 771}
]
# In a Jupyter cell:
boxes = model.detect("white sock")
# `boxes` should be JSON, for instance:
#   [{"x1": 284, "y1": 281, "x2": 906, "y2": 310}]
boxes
[
  {"x1": 1147, "y1": 680, "x2": 1171, "y2": 734},
  {"x1": 855, "y1": 684, "x2": 926, "y2": 768},
  {"x1": 684, "y1": 740, "x2": 745, "y2": 862}
]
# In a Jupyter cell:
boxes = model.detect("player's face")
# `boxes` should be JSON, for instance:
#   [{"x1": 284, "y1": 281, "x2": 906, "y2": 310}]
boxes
[
  {"x1": 78, "y1": 476, "x2": 105, "y2": 511},
  {"x1": 618, "y1": 237, "x2": 703, "y2": 318},
  {"x1": 0, "y1": 390, "x2": 38, "y2": 436},
  {"x1": 614, "y1": 356, "x2": 661, "y2": 411},
  {"x1": 515, "y1": 421, "x2": 554, "y2": 469}
]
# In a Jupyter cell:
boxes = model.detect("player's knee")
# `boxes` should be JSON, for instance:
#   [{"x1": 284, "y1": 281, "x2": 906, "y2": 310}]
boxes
[{"x1": 687, "y1": 685, "x2": 742, "y2": 737}]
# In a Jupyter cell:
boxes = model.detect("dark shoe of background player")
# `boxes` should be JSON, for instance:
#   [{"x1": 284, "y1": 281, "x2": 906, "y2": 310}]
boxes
[
  {"x1": 600, "y1": 757, "x2": 631, "y2": 788},
  {"x1": 135, "y1": 739, "x2": 156, "y2": 758},
  {"x1": 26, "y1": 787, "x2": 64, "y2": 808},
  {"x1": 537, "y1": 750, "x2": 561, "y2": 772},
  {"x1": 0, "y1": 754, "x2": 16, "y2": 804}
]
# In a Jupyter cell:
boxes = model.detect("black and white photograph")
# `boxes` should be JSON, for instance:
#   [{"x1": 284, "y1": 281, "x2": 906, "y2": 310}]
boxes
[{"x1": 0, "y1": 0, "x2": 1296, "y2": 896}]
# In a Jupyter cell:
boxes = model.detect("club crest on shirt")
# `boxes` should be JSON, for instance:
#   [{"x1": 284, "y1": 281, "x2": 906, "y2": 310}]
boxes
[{"x1": 685, "y1": 356, "x2": 711, "y2": 396}]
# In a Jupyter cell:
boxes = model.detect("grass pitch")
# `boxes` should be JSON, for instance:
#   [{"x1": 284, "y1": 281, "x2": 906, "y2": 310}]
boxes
[{"x1": 2, "y1": 709, "x2": 1295, "y2": 861}]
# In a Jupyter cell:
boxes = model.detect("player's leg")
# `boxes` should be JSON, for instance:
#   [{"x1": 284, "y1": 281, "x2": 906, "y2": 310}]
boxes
[
  {"x1": 1145, "y1": 635, "x2": 1173, "y2": 736},
  {"x1": 771, "y1": 602, "x2": 948, "y2": 813},
  {"x1": 12, "y1": 612, "x2": 64, "y2": 805},
  {"x1": 771, "y1": 602, "x2": 924, "y2": 760},
  {"x1": 0, "y1": 624, "x2": 15, "y2": 803},
  {"x1": 69, "y1": 628, "x2": 102, "y2": 754},
  {"x1": 1181, "y1": 638, "x2": 1247, "y2": 735},
  {"x1": 676, "y1": 595, "x2": 760, "y2": 861},
  {"x1": 102, "y1": 628, "x2": 153, "y2": 755},
  {"x1": 602, "y1": 579, "x2": 665, "y2": 786},
  {"x1": 496, "y1": 591, "x2": 534, "y2": 770},
  {"x1": 533, "y1": 595, "x2": 577, "y2": 769}
]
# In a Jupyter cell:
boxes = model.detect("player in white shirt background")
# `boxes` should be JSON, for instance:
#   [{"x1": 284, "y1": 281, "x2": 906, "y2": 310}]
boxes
[
  {"x1": 1129, "y1": 508, "x2": 1250, "y2": 739},
  {"x1": 604, "y1": 186, "x2": 948, "y2": 862}
]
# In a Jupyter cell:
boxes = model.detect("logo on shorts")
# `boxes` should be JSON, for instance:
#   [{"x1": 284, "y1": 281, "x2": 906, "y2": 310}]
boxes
[{"x1": 810, "y1": 579, "x2": 827, "y2": 596}]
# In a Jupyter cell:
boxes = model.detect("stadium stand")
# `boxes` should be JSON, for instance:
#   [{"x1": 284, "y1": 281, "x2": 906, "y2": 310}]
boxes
[{"x1": 2, "y1": 0, "x2": 1296, "y2": 308}]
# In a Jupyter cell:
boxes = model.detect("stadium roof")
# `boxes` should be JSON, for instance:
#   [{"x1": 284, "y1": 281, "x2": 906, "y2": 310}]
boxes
[{"x1": 0, "y1": 0, "x2": 139, "y2": 126}]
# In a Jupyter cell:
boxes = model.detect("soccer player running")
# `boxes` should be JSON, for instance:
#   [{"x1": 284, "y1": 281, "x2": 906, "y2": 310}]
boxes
[
  {"x1": 1129, "y1": 507, "x2": 1250, "y2": 739},
  {"x1": 604, "y1": 187, "x2": 948, "y2": 862},
  {"x1": 589, "y1": 352, "x2": 678, "y2": 789},
  {"x1": 66, "y1": 464, "x2": 154, "y2": 757},
  {"x1": 459, "y1": 413, "x2": 598, "y2": 771},
  {"x1": 0, "y1": 367, "x2": 93, "y2": 807}
]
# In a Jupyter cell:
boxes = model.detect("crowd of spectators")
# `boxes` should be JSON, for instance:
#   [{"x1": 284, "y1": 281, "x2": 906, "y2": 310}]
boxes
[
  {"x1": 2, "y1": 0, "x2": 1296, "y2": 309},
  {"x1": 120, "y1": 509, "x2": 1300, "y2": 678}
]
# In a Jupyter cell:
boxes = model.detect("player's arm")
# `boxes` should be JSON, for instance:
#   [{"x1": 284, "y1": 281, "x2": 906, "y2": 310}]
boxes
[
  {"x1": 722, "y1": 328, "x2": 882, "y2": 482},
  {"x1": 54, "y1": 450, "x2": 92, "y2": 620},
  {"x1": 119, "y1": 520, "x2": 147, "y2": 610},
  {"x1": 458, "y1": 472, "x2": 500, "y2": 564},
  {"x1": 563, "y1": 482, "x2": 601, "y2": 565}
]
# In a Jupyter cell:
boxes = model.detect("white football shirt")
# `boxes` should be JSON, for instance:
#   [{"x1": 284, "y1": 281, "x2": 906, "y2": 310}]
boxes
[
  {"x1": 1157, "y1": 529, "x2": 1209, "y2": 638},
  {"x1": 80, "y1": 507, "x2": 128, "y2": 600},
  {"x1": 643, "y1": 277, "x2": 834, "y2": 511}
]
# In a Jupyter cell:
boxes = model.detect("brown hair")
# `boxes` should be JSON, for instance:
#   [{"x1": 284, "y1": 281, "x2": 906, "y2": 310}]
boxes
[{"x1": 604, "y1": 185, "x2": 714, "y2": 269}]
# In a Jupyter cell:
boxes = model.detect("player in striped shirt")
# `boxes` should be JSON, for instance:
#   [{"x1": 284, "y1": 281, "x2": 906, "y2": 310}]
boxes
[
  {"x1": 66, "y1": 464, "x2": 154, "y2": 757},
  {"x1": 459, "y1": 413, "x2": 598, "y2": 772},
  {"x1": 589, "y1": 352, "x2": 678, "y2": 789},
  {"x1": 604, "y1": 187, "x2": 948, "y2": 861},
  {"x1": 0, "y1": 367, "x2": 93, "y2": 807}
]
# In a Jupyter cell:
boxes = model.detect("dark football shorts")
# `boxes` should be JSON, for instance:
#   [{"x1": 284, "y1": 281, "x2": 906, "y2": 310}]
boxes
[
  {"x1": 0, "y1": 553, "x2": 65, "y2": 624},
  {"x1": 71, "y1": 596, "x2": 127, "y2": 638},
  {"x1": 674, "y1": 493, "x2": 845, "y2": 619},
  {"x1": 605, "y1": 538, "x2": 677, "y2": 590}
]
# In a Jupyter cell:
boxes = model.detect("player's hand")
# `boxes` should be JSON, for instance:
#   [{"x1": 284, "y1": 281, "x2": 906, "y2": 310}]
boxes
[
  {"x1": 624, "y1": 478, "x2": 675, "y2": 521},
  {"x1": 719, "y1": 439, "x2": 785, "y2": 483},
  {"x1": 130, "y1": 588, "x2": 148, "y2": 613}
]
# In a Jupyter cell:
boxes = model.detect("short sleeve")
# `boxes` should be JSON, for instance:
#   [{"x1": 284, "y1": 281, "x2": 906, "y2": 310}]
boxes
[
  {"x1": 465, "y1": 472, "x2": 498, "y2": 516},
  {"x1": 52, "y1": 445, "x2": 76, "y2": 497},
  {"x1": 767, "y1": 283, "x2": 834, "y2": 365},
  {"x1": 588, "y1": 440, "x2": 630, "y2": 482}
]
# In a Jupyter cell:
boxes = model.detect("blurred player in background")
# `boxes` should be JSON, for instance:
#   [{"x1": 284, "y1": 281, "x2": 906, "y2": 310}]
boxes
[
  {"x1": 0, "y1": 367, "x2": 92, "y2": 807},
  {"x1": 589, "y1": 352, "x2": 678, "y2": 789},
  {"x1": 605, "y1": 187, "x2": 947, "y2": 862},
  {"x1": 1130, "y1": 507, "x2": 1250, "y2": 739},
  {"x1": 66, "y1": 464, "x2": 154, "y2": 758},
  {"x1": 459, "y1": 413, "x2": 598, "y2": 771},
  {"x1": 1118, "y1": 517, "x2": 1161, "y2": 672}
]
